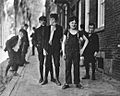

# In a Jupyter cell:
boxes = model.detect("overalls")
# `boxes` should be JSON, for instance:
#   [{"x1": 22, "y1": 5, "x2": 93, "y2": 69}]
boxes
[{"x1": 65, "y1": 30, "x2": 81, "y2": 84}]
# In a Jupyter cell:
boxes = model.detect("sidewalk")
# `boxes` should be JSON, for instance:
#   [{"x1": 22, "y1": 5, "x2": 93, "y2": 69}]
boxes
[
  {"x1": 0, "y1": 48, "x2": 8, "y2": 95},
  {"x1": 2, "y1": 53, "x2": 120, "y2": 96},
  {"x1": 0, "y1": 48, "x2": 8, "y2": 64},
  {"x1": 0, "y1": 47, "x2": 32, "y2": 96}
]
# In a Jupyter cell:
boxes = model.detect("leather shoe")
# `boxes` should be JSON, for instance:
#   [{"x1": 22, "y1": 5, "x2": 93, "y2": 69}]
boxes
[
  {"x1": 82, "y1": 75, "x2": 90, "y2": 79},
  {"x1": 55, "y1": 79, "x2": 61, "y2": 86},
  {"x1": 39, "y1": 78, "x2": 43, "y2": 83},
  {"x1": 41, "y1": 80, "x2": 48, "y2": 85},
  {"x1": 76, "y1": 84, "x2": 84, "y2": 89},
  {"x1": 51, "y1": 78, "x2": 56, "y2": 83},
  {"x1": 62, "y1": 84, "x2": 69, "y2": 89}
]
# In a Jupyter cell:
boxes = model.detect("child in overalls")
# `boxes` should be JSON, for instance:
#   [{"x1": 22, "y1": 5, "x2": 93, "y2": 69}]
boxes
[{"x1": 62, "y1": 16, "x2": 88, "y2": 89}]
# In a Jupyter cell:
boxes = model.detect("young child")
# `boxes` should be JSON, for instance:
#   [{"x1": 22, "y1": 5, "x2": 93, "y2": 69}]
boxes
[
  {"x1": 62, "y1": 16, "x2": 88, "y2": 89},
  {"x1": 5, "y1": 29, "x2": 24, "y2": 76}
]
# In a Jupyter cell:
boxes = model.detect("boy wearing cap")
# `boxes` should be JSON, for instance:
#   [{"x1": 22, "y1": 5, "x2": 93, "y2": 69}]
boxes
[
  {"x1": 35, "y1": 16, "x2": 56, "y2": 83},
  {"x1": 42, "y1": 14, "x2": 63, "y2": 86},
  {"x1": 5, "y1": 29, "x2": 24, "y2": 76}
]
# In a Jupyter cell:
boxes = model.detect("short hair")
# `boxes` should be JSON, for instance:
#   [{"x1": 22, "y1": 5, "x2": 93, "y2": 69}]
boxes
[
  {"x1": 32, "y1": 27, "x2": 36, "y2": 30},
  {"x1": 89, "y1": 23, "x2": 95, "y2": 28},
  {"x1": 19, "y1": 29, "x2": 24, "y2": 34},
  {"x1": 24, "y1": 23, "x2": 28, "y2": 27},
  {"x1": 68, "y1": 16, "x2": 78, "y2": 24},
  {"x1": 39, "y1": 16, "x2": 46, "y2": 21},
  {"x1": 50, "y1": 13, "x2": 58, "y2": 21},
  {"x1": 80, "y1": 24, "x2": 85, "y2": 29}
]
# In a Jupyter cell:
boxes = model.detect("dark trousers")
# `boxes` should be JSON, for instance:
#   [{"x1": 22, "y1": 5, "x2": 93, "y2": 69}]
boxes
[
  {"x1": 84, "y1": 56, "x2": 96, "y2": 76},
  {"x1": 5, "y1": 51, "x2": 21, "y2": 76},
  {"x1": 22, "y1": 45, "x2": 29, "y2": 63},
  {"x1": 44, "y1": 50, "x2": 60, "y2": 80},
  {"x1": 36, "y1": 46, "x2": 44, "y2": 79},
  {"x1": 65, "y1": 50, "x2": 80, "y2": 84},
  {"x1": 32, "y1": 45, "x2": 35, "y2": 55}
]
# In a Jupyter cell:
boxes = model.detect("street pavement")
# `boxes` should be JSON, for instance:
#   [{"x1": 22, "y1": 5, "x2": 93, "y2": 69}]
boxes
[{"x1": 4, "y1": 52, "x2": 120, "y2": 96}]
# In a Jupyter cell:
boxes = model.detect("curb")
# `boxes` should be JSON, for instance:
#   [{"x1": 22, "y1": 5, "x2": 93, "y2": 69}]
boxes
[
  {"x1": 1, "y1": 66, "x2": 25, "y2": 96},
  {"x1": 1, "y1": 47, "x2": 32, "y2": 96}
]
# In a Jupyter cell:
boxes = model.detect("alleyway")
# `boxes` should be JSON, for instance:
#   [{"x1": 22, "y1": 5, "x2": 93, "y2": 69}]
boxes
[{"x1": 7, "y1": 50, "x2": 120, "y2": 96}]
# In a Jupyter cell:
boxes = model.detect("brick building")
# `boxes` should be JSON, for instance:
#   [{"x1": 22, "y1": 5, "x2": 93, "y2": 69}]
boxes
[
  {"x1": 45, "y1": 0, "x2": 120, "y2": 80},
  {"x1": 69, "y1": 0, "x2": 120, "y2": 80}
]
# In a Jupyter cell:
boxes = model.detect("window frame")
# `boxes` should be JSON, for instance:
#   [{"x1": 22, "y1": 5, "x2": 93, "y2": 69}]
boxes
[{"x1": 98, "y1": 0, "x2": 105, "y2": 28}]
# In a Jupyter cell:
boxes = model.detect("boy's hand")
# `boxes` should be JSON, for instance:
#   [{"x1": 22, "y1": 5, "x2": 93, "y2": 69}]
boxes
[
  {"x1": 80, "y1": 49, "x2": 84, "y2": 56},
  {"x1": 43, "y1": 49, "x2": 48, "y2": 56},
  {"x1": 63, "y1": 53, "x2": 66, "y2": 60},
  {"x1": 94, "y1": 52, "x2": 98, "y2": 57}
]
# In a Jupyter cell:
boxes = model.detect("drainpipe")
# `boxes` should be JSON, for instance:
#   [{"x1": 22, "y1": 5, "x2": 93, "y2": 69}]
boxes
[
  {"x1": 78, "y1": 0, "x2": 81, "y2": 30},
  {"x1": 85, "y1": 0, "x2": 90, "y2": 32}
]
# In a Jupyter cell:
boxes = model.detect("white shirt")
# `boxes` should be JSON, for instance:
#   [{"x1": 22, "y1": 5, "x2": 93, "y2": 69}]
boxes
[{"x1": 49, "y1": 25, "x2": 56, "y2": 45}]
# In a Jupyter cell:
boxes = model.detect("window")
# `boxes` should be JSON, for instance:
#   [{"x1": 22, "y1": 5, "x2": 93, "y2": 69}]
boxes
[
  {"x1": 0, "y1": 13, "x2": 2, "y2": 47},
  {"x1": 98, "y1": 0, "x2": 105, "y2": 28}
]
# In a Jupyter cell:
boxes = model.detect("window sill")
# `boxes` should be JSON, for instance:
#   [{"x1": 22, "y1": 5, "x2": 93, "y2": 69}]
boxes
[{"x1": 95, "y1": 26, "x2": 105, "y2": 33}]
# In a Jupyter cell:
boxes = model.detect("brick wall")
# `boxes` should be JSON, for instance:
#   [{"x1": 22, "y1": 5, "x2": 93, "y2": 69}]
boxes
[
  {"x1": 111, "y1": 0, "x2": 120, "y2": 80},
  {"x1": 97, "y1": 0, "x2": 120, "y2": 80},
  {"x1": 66, "y1": 0, "x2": 120, "y2": 80}
]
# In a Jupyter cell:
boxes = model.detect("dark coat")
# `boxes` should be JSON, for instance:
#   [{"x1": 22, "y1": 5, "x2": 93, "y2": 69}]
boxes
[
  {"x1": 83, "y1": 33, "x2": 99, "y2": 62},
  {"x1": 5, "y1": 36, "x2": 24, "y2": 65},
  {"x1": 30, "y1": 32, "x2": 36, "y2": 45},
  {"x1": 44, "y1": 24, "x2": 63, "y2": 53},
  {"x1": 35, "y1": 26, "x2": 45, "y2": 48},
  {"x1": 21, "y1": 29, "x2": 29, "y2": 54},
  {"x1": 5, "y1": 36, "x2": 23, "y2": 54}
]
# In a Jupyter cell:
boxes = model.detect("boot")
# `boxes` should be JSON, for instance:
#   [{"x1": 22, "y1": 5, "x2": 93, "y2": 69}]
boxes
[{"x1": 41, "y1": 79, "x2": 48, "y2": 85}]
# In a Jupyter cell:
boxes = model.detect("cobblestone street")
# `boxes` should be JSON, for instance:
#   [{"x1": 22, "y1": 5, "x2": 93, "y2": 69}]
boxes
[{"x1": 3, "y1": 51, "x2": 120, "y2": 96}]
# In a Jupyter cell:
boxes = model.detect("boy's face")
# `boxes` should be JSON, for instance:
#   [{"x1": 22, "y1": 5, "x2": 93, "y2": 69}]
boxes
[
  {"x1": 50, "y1": 18, "x2": 56, "y2": 26},
  {"x1": 89, "y1": 25, "x2": 94, "y2": 33},
  {"x1": 19, "y1": 31, "x2": 24, "y2": 38},
  {"x1": 69, "y1": 20, "x2": 77, "y2": 29},
  {"x1": 39, "y1": 20, "x2": 46, "y2": 26},
  {"x1": 24, "y1": 26, "x2": 28, "y2": 30}
]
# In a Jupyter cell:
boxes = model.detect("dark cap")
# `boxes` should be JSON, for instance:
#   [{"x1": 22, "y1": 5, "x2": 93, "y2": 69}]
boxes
[
  {"x1": 24, "y1": 23, "x2": 28, "y2": 27},
  {"x1": 50, "y1": 13, "x2": 58, "y2": 21},
  {"x1": 19, "y1": 29, "x2": 25, "y2": 34},
  {"x1": 39, "y1": 16, "x2": 46, "y2": 21}
]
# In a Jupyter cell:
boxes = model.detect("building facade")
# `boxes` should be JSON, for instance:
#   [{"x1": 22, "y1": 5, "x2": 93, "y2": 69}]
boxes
[
  {"x1": 45, "y1": 0, "x2": 70, "y2": 29},
  {"x1": 69, "y1": 0, "x2": 120, "y2": 80},
  {"x1": 45, "y1": 0, "x2": 120, "y2": 80}
]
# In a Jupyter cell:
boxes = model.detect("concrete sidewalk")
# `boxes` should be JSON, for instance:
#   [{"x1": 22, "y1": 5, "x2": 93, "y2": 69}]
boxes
[
  {"x1": 0, "y1": 47, "x2": 32, "y2": 96},
  {"x1": 3, "y1": 53, "x2": 120, "y2": 96},
  {"x1": 0, "y1": 48, "x2": 8, "y2": 95},
  {"x1": 0, "y1": 48, "x2": 8, "y2": 64}
]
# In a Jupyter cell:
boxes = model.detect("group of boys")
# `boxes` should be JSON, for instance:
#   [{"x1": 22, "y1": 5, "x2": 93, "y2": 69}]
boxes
[{"x1": 4, "y1": 13, "x2": 99, "y2": 89}]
